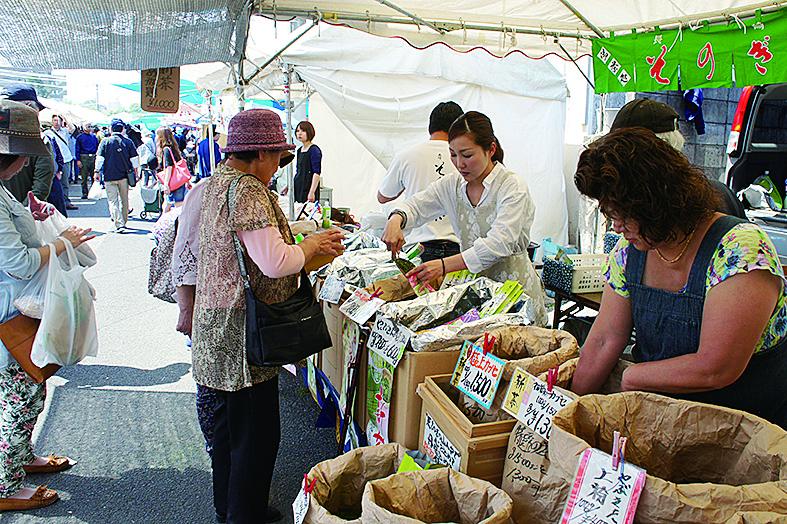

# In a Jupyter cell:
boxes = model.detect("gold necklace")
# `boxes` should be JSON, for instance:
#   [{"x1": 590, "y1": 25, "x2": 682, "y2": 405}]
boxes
[{"x1": 655, "y1": 228, "x2": 696, "y2": 264}]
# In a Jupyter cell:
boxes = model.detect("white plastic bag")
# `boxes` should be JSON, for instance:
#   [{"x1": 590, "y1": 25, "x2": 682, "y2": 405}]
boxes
[
  {"x1": 13, "y1": 266, "x2": 47, "y2": 319},
  {"x1": 30, "y1": 240, "x2": 98, "y2": 367},
  {"x1": 88, "y1": 181, "x2": 106, "y2": 200},
  {"x1": 36, "y1": 211, "x2": 97, "y2": 268}
]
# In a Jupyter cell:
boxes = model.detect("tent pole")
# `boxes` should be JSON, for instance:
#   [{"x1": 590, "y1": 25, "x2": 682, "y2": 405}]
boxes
[
  {"x1": 285, "y1": 64, "x2": 295, "y2": 220},
  {"x1": 243, "y1": 19, "x2": 318, "y2": 86},
  {"x1": 207, "y1": 91, "x2": 216, "y2": 176},
  {"x1": 557, "y1": 0, "x2": 604, "y2": 38},
  {"x1": 557, "y1": 40, "x2": 594, "y2": 90},
  {"x1": 374, "y1": 0, "x2": 445, "y2": 34}
]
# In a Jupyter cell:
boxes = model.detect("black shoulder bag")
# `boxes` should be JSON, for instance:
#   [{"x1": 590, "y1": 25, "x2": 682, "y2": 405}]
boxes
[{"x1": 228, "y1": 176, "x2": 332, "y2": 367}]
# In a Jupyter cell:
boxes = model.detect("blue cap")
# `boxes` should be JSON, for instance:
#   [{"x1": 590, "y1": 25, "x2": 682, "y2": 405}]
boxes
[
  {"x1": 110, "y1": 118, "x2": 125, "y2": 131},
  {"x1": 0, "y1": 83, "x2": 45, "y2": 110}
]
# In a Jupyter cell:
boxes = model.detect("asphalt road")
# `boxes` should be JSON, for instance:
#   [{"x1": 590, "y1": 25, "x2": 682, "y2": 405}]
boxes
[{"x1": 0, "y1": 187, "x2": 339, "y2": 524}]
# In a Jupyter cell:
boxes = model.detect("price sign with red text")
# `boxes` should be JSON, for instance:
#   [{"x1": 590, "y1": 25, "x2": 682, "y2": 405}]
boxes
[{"x1": 451, "y1": 340, "x2": 505, "y2": 409}]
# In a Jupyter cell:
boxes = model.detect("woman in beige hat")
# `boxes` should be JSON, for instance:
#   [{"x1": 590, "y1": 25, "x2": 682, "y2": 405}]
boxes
[
  {"x1": 0, "y1": 100, "x2": 94, "y2": 511},
  {"x1": 187, "y1": 109, "x2": 344, "y2": 523}
]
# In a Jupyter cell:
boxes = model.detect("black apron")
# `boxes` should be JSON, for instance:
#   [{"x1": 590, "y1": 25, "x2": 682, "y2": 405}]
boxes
[
  {"x1": 626, "y1": 215, "x2": 787, "y2": 428},
  {"x1": 293, "y1": 146, "x2": 319, "y2": 203}
]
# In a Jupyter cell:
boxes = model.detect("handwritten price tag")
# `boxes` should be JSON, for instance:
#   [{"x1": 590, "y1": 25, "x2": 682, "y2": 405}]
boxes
[
  {"x1": 422, "y1": 412, "x2": 461, "y2": 470},
  {"x1": 318, "y1": 273, "x2": 345, "y2": 304},
  {"x1": 292, "y1": 480, "x2": 310, "y2": 524},
  {"x1": 561, "y1": 448, "x2": 647, "y2": 524},
  {"x1": 339, "y1": 288, "x2": 385, "y2": 325},
  {"x1": 502, "y1": 368, "x2": 573, "y2": 440},
  {"x1": 366, "y1": 316, "x2": 411, "y2": 368},
  {"x1": 451, "y1": 341, "x2": 505, "y2": 410}
]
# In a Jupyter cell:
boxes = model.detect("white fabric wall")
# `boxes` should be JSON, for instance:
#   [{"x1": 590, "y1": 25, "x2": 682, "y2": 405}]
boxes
[{"x1": 299, "y1": 68, "x2": 569, "y2": 245}]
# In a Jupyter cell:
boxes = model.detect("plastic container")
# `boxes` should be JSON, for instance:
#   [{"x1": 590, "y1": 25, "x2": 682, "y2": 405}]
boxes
[{"x1": 541, "y1": 253, "x2": 606, "y2": 294}]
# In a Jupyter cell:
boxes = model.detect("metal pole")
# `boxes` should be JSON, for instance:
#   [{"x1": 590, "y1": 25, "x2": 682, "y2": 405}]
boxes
[
  {"x1": 557, "y1": 0, "x2": 604, "y2": 38},
  {"x1": 243, "y1": 20, "x2": 318, "y2": 86},
  {"x1": 557, "y1": 40, "x2": 595, "y2": 90},
  {"x1": 284, "y1": 64, "x2": 295, "y2": 220},
  {"x1": 375, "y1": 0, "x2": 445, "y2": 34}
]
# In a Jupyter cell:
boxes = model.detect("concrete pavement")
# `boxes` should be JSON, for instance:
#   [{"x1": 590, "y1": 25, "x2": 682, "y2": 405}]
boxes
[{"x1": 1, "y1": 187, "x2": 338, "y2": 523}]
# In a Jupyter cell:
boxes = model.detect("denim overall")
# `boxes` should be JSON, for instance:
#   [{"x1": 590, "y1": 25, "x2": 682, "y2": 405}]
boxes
[{"x1": 626, "y1": 215, "x2": 787, "y2": 428}]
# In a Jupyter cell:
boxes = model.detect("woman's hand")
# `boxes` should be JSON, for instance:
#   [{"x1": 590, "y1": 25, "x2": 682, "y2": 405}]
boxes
[
  {"x1": 381, "y1": 215, "x2": 405, "y2": 257},
  {"x1": 59, "y1": 226, "x2": 95, "y2": 249},
  {"x1": 300, "y1": 229, "x2": 346, "y2": 260},
  {"x1": 307, "y1": 191, "x2": 316, "y2": 203},
  {"x1": 28, "y1": 192, "x2": 55, "y2": 221},
  {"x1": 407, "y1": 260, "x2": 443, "y2": 284}
]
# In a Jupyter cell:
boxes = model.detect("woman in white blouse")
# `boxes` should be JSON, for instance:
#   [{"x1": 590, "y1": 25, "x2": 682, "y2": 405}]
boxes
[{"x1": 381, "y1": 111, "x2": 547, "y2": 325}]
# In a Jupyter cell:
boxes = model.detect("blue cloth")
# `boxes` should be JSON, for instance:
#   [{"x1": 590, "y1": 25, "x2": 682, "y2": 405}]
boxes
[
  {"x1": 683, "y1": 89, "x2": 705, "y2": 135},
  {"x1": 47, "y1": 176, "x2": 67, "y2": 217},
  {"x1": 75, "y1": 133, "x2": 99, "y2": 157},
  {"x1": 98, "y1": 132, "x2": 138, "y2": 182},
  {"x1": 197, "y1": 138, "x2": 222, "y2": 178},
  {"x1": 0, "y1": 186, "x2": 44, "y2": 370},
  {"x1": 626, "y1": 215, "x2": 787, "y2": 427},
  {"x1": 46, "y1": 136, "x2": 64, "y2": 175},
  {"x1": 166, "y1": 184, "x2": 187, "y2": 204}
]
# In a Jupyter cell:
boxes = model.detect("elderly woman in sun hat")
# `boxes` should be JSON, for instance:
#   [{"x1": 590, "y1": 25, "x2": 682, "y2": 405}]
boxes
[
  {"x1": 0, "y1": 100, "x2": 94, "y2": 512},
  {"x1": 190, "y1": 109, "x2": 344, "y2": 523}
]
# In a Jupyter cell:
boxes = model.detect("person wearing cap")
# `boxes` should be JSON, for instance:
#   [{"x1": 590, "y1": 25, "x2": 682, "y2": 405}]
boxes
[
  {"x1": 0, "y1": 84, "x2": 55, "y2": 206},
  {"x1": 95, "y1": 118, "x2": 139, "y2": 232},
  {"x1": 0, "y1": 100, "x2": 94, "y2": 511},
  {"x1": 610, "y1": 98, "x2": 745, "y2": 218},
  {"x1": 189, "y1": 109, "x2": 344, "y2": 523},
  {"x1": 571, "y1": 128, "x2": 787, "y2": 428}
]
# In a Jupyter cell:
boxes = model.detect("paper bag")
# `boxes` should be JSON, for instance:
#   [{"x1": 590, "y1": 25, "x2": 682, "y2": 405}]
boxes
[
  {"x1": 459, "y1": 326, "x2": 579, "y2": 423},
  {"x1": 361, "y1": 468, "x2": 513, "y2": 523},
  {"x1": 304, "y1": 443, "x2": 407, "y2": 523},
  {"x1": 540, "y1": 392, "x2": 787, "y2": 523},
  {"x1": 363, "y1": 274, "x2": 415, "y2": 303},
  {"x1": 501, "y1": 358, "x2": 631, "y2": 524}
]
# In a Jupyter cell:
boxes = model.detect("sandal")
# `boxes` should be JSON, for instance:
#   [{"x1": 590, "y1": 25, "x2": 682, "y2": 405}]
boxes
[
  {"x1": 23, "y1": 455, "x2": 76, "y2": 474},
  {"x1": 0, "y1": 485, "x2": 58, "y2": 511}
]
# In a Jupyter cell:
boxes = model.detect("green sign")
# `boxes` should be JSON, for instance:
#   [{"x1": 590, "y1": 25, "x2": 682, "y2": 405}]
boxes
[{"x1": 593, "y1": 9, "x2": 787, "y2": 93}]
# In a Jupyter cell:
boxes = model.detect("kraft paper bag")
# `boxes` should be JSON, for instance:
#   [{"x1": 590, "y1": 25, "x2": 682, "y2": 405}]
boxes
[
  {"x1": 459, "y1": 326, "x2": 579, "y2": 423},
  {"x1": 304, "y1": 443, "x2": 407, "y2": 523},
  {"x1": 361, "y1": 468, "x2": 513, "y2": 524},
  {"x1": 363, "y1": 274, "x2": 415, "y2": 303},
  {"x1": 501, "y1": 358, "x2": 632, "y2": 524},
  {"x1": 540, "y1": 392, "x2": 787, "y2": 524}
]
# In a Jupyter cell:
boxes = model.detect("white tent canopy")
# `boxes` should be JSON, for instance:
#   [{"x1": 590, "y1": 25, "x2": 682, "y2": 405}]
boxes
[
  {"x1": 254, "y1": 1, "x2": 781, "y2": 58},
  {"x1": 198, "y1": 24, "x2": 570, "y2": 244}
]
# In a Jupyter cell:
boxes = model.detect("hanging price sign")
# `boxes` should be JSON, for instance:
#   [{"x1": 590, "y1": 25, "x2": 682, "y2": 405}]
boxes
[
  {"x1": 422, "y1": 412, "x2": 461, "y2": 470},
  {"x1": 339, "y1": 288, "x2": 385, "y2": 325},
  {"x1": 561, "y1": 448, "x2": 647, "y2": 524},
  {"x1": 502, "y1": 368, "x2": 573, "y2": 440},
  {"x1": 318, "y1": 273, "x2": 345, "y2": 304},
  {"x1": 292, "y1": 477, "x2": 313, "y2": 524},
  {"x1": 450, "y1": 340, "x2": 505, "y2": 409},
  {"x1": 366, "y1": 315, "x2": 411, "y2": 368}
]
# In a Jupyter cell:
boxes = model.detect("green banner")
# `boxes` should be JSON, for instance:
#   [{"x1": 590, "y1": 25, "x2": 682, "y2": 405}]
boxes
[{"x1": 592, "y1": 8, "x2": 787, "y2": 93}]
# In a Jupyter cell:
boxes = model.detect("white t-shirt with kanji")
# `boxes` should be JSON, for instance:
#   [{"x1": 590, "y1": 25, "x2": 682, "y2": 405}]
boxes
[{"x1": 378, "y1": 140, "x2": 459, "y2": 245}]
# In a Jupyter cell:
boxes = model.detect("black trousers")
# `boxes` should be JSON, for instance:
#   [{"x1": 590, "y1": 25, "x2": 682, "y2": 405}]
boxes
[
  {"x1": 421, "y1": 239, "x2": 461, "y2": 263},
  {"x1": 212, "y1": 376, "x2": 280, "y2": 524}
]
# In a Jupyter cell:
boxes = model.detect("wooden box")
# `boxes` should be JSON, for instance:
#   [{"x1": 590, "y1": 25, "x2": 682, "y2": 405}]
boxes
[{"x1": 417, "y1": 374, "x2": 515, "y2": 487}]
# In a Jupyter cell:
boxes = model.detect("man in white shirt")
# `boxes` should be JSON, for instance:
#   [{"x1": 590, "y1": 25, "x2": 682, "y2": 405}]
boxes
[
  {"x1": 45, "y1": 115, "x2": 77, "y2": 210},
  {"x1": 377, "y1": 101, "x2": 463, "y2": 262}
]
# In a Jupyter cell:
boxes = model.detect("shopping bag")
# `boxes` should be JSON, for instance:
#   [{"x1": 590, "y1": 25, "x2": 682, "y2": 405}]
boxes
[
  {"x1": 36, "y1": 210, "x2": 97, "y2": 268},
  {"x1": 30, "y1": 241, "x2": 98, "y2": 367},
  {"x1": 156, "y1": 148, "x2": 190, "y2": 191},
  {"x1": 13, "y1": 265, "x2": 47, "y2": 319},
  {"x1": 0, "y1": 314, "x2": 59, "y2": 383},
  {"x1": 88, "y1": 181, "x2": 106, "y2": 200}
]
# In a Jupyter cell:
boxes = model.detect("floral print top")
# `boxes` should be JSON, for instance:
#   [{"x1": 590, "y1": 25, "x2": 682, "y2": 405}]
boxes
[{"x1": 604, "y1": 223, "x2": 787, "y2": 353}]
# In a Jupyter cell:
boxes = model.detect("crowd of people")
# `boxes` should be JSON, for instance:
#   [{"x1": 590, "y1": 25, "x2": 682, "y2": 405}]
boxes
[{"x1": 0, "y1": 76, "x2": 785, "y2": 523}]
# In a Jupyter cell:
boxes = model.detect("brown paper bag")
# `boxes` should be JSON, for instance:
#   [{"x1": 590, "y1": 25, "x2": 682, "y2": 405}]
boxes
[
  {"x1": 361, "y1": 468, "x2": 514, "y2": 523},
  {"x1": 304, "y1": 443, "x2": 407, "y2": 523},
  {"x1": 363, "y1": 274, "x2": 415, "y2": 303},
  {"x1": 459, "y1": 327, "x2": 579, "y2": 423},
  {"x1": 501, "y1": 358, "x2": 632, "y2": 524},
  {"x1": 540, "y1": 392, "x2": 787, "y2": 523},
  {"x1": 0, "y1": 314, "x2": 59, "y2": 383}
]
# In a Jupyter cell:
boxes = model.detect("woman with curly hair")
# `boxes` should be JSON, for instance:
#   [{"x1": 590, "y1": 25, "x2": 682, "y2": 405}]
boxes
[{"x1": 572, "y1": 127, "x2": 787, "y2": 428}]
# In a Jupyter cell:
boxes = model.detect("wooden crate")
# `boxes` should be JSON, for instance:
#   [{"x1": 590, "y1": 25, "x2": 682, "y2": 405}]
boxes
[{"x1": 417, "y1": 374, "x2": 515, "y2": 487}]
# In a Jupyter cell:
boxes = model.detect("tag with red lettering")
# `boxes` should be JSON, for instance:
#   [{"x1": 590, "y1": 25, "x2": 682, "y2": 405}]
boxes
[{"x1": 450, "y1": 340, "x2": 505, "y2": 409}]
